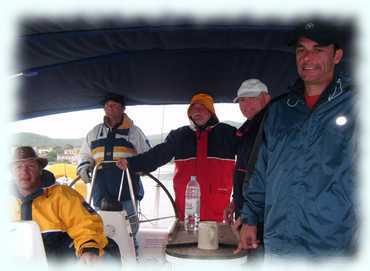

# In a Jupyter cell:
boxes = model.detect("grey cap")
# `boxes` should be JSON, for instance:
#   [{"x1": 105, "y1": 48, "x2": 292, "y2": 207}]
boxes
[{"x1": 233, "y1": 79, "x2": 268, "y2": 103}]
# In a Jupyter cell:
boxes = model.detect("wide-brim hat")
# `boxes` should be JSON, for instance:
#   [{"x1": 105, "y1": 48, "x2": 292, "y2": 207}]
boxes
[{"x1": 13, "y1": 146, "x2": 48, "y2": 168}]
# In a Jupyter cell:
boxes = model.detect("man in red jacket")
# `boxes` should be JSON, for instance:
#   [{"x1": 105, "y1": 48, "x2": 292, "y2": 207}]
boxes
[{"x1": 117, "y1": 92, "x2": 238, "y2": 222}]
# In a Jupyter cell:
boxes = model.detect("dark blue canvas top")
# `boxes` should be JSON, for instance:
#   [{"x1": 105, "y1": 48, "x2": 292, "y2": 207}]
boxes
[{"x1": 15, "y1": 17, "x2": 353, "y2": 119}]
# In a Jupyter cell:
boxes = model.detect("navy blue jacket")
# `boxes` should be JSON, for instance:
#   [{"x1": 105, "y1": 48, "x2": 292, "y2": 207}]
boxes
[
  {"x1": 241, "y1": 75, "x2": 357, "y2": 257},
  {"x1": 234, "y1": 109, "x2": 266, "y2": 218}
]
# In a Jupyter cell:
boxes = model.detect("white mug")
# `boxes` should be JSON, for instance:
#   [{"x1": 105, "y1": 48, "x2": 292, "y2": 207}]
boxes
[{"x1": 198, "y1": 221, "x2": 218, "y2": 250}]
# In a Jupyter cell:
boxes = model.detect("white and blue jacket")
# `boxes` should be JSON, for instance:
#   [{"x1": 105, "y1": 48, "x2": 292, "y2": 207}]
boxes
[{"x1": 78, "y1": 113, "x2": 150, "y2": 208}]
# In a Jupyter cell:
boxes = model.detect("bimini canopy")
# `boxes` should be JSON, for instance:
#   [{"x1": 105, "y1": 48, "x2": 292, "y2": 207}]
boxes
[{"x1": 15, "y1": 16, "x2": 353, "y2": 120}]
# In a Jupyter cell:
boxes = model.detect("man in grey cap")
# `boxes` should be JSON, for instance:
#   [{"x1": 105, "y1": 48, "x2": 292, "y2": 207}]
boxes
[
  {"x1": 223, "y1": 79, "x2": 271, "y2": 260},
  {"x1": 236, "y1": 20, "x2": 356, "y2": 258}
]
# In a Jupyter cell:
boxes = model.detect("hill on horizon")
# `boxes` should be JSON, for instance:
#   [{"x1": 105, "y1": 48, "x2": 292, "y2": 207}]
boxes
[
  {"x1": 12, "y1": 132, "x2": 84, "y2": 148},
  {"x1": 13, "y1": 120, "x2": 242, "y2": 148},
  {"x1": 12, "y1": 132, "x2": 168, "y2": 148}
]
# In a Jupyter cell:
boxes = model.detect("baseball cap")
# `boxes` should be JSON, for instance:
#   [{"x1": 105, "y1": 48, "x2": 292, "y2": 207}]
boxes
[
  {"x1": 233, "y1": 79, "x2": 268, "y2": 103},
  {"x1": 101, "y1": 93, "x2": 125, "y2": 106},
  {"x1": 288, "y1": 20, "x2": 345, "y2": 48}
]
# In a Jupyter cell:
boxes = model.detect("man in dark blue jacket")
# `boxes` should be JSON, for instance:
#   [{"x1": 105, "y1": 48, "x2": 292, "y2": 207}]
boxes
[
  {"x1": 224, "y1": 79, "x2": 271, "y2": 222},
  {"x1": 236, "y1": 20, "x2": 357, "y2": 258},
  {"x1": 223, "y1": 79, "x2": 271, "y2": 260}
]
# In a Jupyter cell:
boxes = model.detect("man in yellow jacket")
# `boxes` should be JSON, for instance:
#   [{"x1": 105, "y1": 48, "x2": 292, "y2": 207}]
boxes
[{"x1": 11, "y1": 146, "x2": 108, "y2": 264}]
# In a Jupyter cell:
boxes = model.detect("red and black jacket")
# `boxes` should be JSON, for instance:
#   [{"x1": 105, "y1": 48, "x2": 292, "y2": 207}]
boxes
[{"x1": 127, "y1": 122, "x2": 238, "y2": 221}]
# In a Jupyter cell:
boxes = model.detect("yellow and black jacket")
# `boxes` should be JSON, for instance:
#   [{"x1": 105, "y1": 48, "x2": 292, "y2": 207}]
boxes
[{"x1": 12, "y1": 185, "x2": 108, "y2": 259}]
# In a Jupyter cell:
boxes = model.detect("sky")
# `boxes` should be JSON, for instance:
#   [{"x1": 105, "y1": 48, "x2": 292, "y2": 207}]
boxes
[
  {"x1": 2, "y1": 1, "x2": 370, "y2": 270},
  {"x1": 11, "y1": 103, "x2": 244, "y2": 139}
]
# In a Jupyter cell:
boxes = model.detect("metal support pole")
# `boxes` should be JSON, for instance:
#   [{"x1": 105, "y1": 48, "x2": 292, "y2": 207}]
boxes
[{"x1": 125, "y1": 168, "x2": 137, "y2": 214}]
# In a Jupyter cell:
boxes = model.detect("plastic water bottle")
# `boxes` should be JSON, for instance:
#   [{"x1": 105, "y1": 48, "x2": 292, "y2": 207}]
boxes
[{"x1": 184, "y1": 176, "x2": 200, "y2": 232}]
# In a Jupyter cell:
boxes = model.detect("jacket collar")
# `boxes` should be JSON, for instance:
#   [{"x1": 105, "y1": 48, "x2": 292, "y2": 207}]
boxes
[
  {"x1": 238, "y1": 108, "x2": 267, "y2": 135},
  {"x1": 287, "y1": 72, "x2": 352, "y2": 108},
  {"x1": 189, "y1": 114, "x2": 219, "y2": 131},
  {"x1": 104, "y1": 113, "x2": 133, "y2": 129},
  {"x1": 16, "y1": 187, "x2": 44, "y2": 202}
]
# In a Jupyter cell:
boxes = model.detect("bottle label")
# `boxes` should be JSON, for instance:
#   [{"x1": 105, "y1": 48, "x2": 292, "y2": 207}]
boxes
[{"x1": 185, "y1": 198, "x2": 198, "y2": 213}]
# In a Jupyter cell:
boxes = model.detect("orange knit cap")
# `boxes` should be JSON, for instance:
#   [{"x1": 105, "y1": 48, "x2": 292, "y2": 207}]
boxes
[{"x1": 187, "y1": 93, "x2": 217, "y2": 117}]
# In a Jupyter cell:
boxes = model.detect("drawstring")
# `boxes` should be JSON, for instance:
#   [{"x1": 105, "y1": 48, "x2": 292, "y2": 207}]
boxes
[
  {"x1": 328, "y1": 78, "x2": 343, "y2": 102},
  {"x1": 287, "y1": 77, "x2": 343, "y2": 107},
  {"x1": 98, "y1": 125, "x2": 104, "y2": 137}
]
